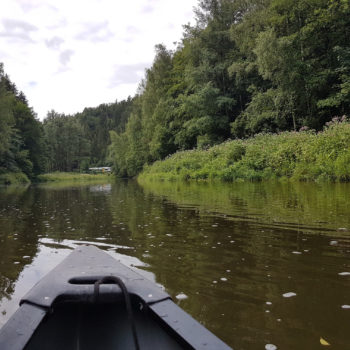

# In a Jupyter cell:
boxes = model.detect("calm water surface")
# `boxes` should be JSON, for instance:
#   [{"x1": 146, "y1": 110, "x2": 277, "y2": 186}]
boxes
[{"x1": 1, "y1": 180, "x2": 350, "y2": 349}]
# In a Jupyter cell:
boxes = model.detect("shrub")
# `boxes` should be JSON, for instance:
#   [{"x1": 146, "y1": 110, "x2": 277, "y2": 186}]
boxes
[
  {"x1": 139, "y1": 119, "x2": 350, "y2": 183},
  {"x1": 0, "y1": 172, "x2": 30, "y2": 185}
]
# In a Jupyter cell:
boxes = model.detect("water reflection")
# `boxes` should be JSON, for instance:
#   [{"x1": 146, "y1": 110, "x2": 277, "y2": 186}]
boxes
[
  {"x1": 138, "y1": 180, "x2": 350, "y2": 235},
  {"x1": 0, "y1": 180, "x2": 350, "y2": 349}
]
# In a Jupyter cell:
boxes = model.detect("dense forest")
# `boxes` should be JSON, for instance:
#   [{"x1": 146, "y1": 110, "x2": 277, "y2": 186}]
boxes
[
  {"x1": 1, "y1": 0, "x2": 349, "y2": 182},
  {"x1": 110, "y1": 0, "x2": 350, "y2": 177},
  {"x1": 43, "y1": 99, "x2": 133, "y2": 173},
  {"x1": 0, "y1": 61, "x2": 133, "y2": 182},
  {"x1": 0, "y1": 63, "x2": 46, "y2": 182}
]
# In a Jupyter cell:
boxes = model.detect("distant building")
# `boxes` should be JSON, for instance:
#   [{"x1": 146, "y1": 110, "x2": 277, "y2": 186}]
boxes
[{"x1": 88, "y1": 167, "x2": 112, "y2": 173}]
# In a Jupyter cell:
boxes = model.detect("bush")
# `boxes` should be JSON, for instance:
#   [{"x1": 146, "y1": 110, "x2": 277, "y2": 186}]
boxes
[
  {"x1": 0, "y1": 172, "x2": 30, "y2": 185},
  {"x1": 139, "y1": 118, "x2": 350, "y2": 183}
]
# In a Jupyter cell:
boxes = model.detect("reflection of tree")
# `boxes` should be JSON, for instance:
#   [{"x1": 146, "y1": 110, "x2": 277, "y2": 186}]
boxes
[
  {"x1": 138, "y1": 180, "x2": 350, "y2": 234},
  {"x1": 2, "y1": 181, "x2": 350, "y2": 347},
  {"x1": 33, "y1": 185, "x2": 115, "y2": 242},
  {"x1": 0, "y1": 187, "x2": 41, "y2": 301},
  {"x1": 135, "y1": 179, "x2": 350, "y2": 346},
  {"x1": 0, "y1": 276, "x2": 11, "y2": 301},
  {"x1": 108, "y1": 180, "x2": 254, "y2": 342},
  {"x1": 0, "y1": 184, "x2": 117, "y2": 306}
]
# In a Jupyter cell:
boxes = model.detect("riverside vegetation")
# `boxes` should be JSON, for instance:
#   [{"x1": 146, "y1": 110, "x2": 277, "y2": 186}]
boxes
[
  {"x1": 37, "y1": 172, "x2": 111, "y2": 183},
  {"x1": 140, "y1": 118, "x2": 350, "y2": 182},
  {"x1": 1, "y1": 0, "x2": 349, "y2": 184}
]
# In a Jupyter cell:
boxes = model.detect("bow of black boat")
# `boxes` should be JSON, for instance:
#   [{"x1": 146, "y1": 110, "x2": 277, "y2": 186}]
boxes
[{"x1": 0, "y1": 245, "x2": 232, "y2": 350}]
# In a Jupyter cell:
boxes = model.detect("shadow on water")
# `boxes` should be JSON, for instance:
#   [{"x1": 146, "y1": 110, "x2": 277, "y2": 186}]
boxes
[{"x1": 1, "y1": 180, "x2": 350, "y2": 349}]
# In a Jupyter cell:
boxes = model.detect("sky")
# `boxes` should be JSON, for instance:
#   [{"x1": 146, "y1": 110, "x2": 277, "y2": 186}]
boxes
[{"x1": 0, "y1": 0, "x2": 198, "y2": 120}]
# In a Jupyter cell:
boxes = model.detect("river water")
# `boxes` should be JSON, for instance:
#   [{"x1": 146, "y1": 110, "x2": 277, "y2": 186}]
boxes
[{"x1": 0, "y1": 180, "x2": 350, "y2": 349}]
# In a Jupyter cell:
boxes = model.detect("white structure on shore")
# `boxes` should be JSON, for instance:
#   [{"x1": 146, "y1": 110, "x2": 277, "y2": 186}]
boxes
[{"x1": 88, "y1": 167, "x2": 112, "y2": 173}]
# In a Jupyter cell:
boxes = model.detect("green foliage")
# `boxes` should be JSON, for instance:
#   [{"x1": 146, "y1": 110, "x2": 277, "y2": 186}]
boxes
[
  {"x1": 42, "y1": 97, "x2": 134, "y2": 173},
  {"x1": 110, "y1": 0, "x2": 350, "y2": 177},
  {"x1": 3, "y1": 0, "x2": 350, "y2": 179},
  {"x1": 0, "y1": 172, "x2": 30, "y2": 185},
  {"x1": 230, "y1": 0, "x2": 350, "y2": 135},
  {"x1": 0, "y1": 63, "x2": 45, "y2": 179},
  {"x1": 43, "y1": 111, "x2": 90, "y2": 172},
  {"x1": 12, "y1": 98, "x2": 46, "y2": 175},
  {"x1": 77, "y1": 97, "x2": 133, "y2": 165},
  {"x1": 0, "y1": 65, "x2": 14, "y2": 159},
  {"x1": 37, "y1": 172, "x2": 110, "y2": 183},
  {"x1": 140, "y1": 119, "x2": 350, "y2": 182},
  {"x1": 79, "y1": 159, "x2": 90, "y2": 173}
]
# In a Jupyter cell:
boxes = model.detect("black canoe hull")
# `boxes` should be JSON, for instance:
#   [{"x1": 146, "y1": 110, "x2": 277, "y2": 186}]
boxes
[{"x1": 0, "y1": 245, "x2": 231, "y2": 350}]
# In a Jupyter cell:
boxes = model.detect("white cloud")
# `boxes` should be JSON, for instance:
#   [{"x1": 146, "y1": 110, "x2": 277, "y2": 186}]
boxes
[
  {"x1": 75, "y1": 21, "x2": 113, "y2": 43},
  {"x1": 0, "y1": 18, "x2": 38, "y2": 42},
  {"x1": 59, "y1": 49, "x2": 74, "y2": 66},
  {"x1": 109, "y1": 63, "x2": 148, "y2": 87},
  {"x1": 0, "y1": 0, "x2": 198, "y2": 119},
  {"x1": 45, "y1": 36, "x2": 64, "y2": 50}
]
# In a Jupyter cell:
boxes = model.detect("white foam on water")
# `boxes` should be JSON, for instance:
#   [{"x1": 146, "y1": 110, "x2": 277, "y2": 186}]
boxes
[
  {"x1": 338, "y1": 272, "x2": 350, "y2": 276},
  {"x1": 175, "y1": 293, "x2": 188, "y2": 300},
  {"x1": 283, "y1": 292, "x2": 296, "y2": 298}
]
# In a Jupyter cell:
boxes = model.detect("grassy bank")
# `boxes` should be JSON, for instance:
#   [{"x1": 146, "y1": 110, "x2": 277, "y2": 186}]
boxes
[
  {"x1": 37, "y1": 172, "x2": 112, "y2": 183},
  {"x1": 0, "y1": 172, "x2": 30, "y2": 185},
  {"x1": 139, "y1": 118, "x2": 350, "y2": 182}
]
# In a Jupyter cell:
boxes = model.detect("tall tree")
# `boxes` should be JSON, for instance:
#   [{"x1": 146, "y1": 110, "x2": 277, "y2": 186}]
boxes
[
  {"x1": 43, "y1": 111, "x2": 90, "y2": 172},
  {"x1": 77, "y1": 97, "x2": 134, "y2": 165},
  {"x1": 176, "y1": 0, "x2": 237, "y2": 148},
  {"x1": 0, "y1": 63, "x2": 45, "y2": 177},
  {"x1": 0, "y1": 64, "x2": 14, "y2": 164}
]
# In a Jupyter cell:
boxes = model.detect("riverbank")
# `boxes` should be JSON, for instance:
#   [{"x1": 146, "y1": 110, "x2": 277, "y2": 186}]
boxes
[
  {"x1": 139, "y1": 119, "x2": 350, "y2": 182},
  {"x1": 0, "y1": 171, "x2": 112, "y2": 186},
  {"x1": 0, "y1": 172, "x2": 30, "y2": 185},
  {"x1": 37, "y1": 172, "x2": 112, "y2": 183}
]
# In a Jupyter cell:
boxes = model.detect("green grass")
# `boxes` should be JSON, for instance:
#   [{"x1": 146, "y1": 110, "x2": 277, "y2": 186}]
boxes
[
  {"x1": 139, "y1": 118, "x2": 350, "y2": 183},
  {"x1": 0, "y1": 172, "x2": 30, "y2": 185},
  {"x1": 37, "y1": 172, "x2": 112, "y2": 183}
]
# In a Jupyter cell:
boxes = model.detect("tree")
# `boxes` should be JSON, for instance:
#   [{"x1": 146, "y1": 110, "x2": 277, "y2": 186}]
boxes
[
  {"x1": 177, "y1": 0, "x2": 238, "y2": 147},
  {"x1": 0, "y1": 63, "x2": 45, "y2": 177},
  {"x1": 77, "y1": 98, "x2": 134, "y2": 165},
  {"x1": 43, "y1": 111, "x2": 90, "y2": 172},
  {"x1": 0, "y1": 64, "x2": 15, "y2": 166}
]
